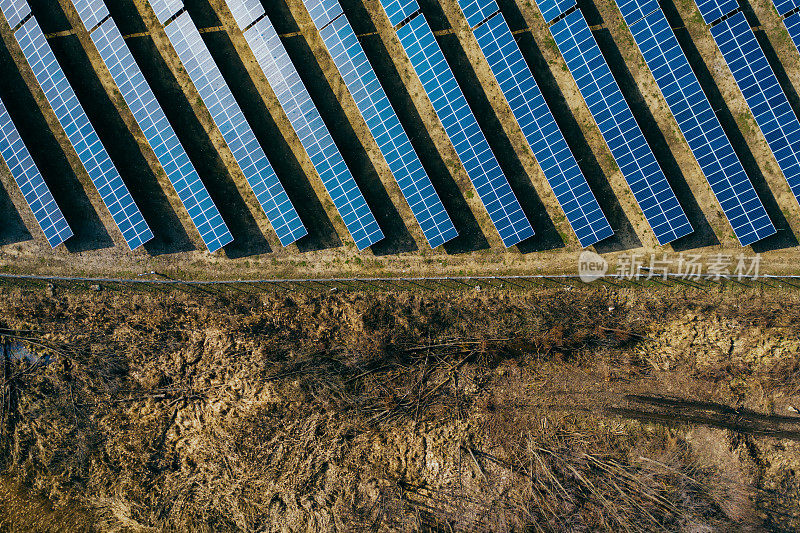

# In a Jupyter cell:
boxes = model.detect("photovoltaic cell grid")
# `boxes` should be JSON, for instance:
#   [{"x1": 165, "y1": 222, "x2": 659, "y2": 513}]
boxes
[
  {"x1": 773, "y1": 0, "x2": 800, "y2": 16},
  {"x1": 306, "y1": 1, "x2": 457, "y2": 247},
  {"x1": 472, "y1": 9, "x2": 613, "y2": 246},
  {"x1": 693, "y1": 0, "x2": 738, "y2": 24},
  {"x1": 241, "y1": 14, "x2": 384, "y2": 250},
  {"x1": 458, "y1": 0, "x2": 499, "y2": 27},
  {"x1": 225, "y1": 0, "x2": 264, "y2": 29},
  {"x1": 629, "y1": 10, "x2": 775, "y2": 245},
  {"x1": 536, "y1": 0, "x2": 576, "y2": 23},
  {"x1": 550, "y1": 9, "x2": 692, "y2": 244},
  {"x1": 164, "y1": 12, "x2": 307, "y2": 245},
  {"x1": 0, "y1": 0, "x2": 29, "y2": 28},
  {"x1": 786, "y1": 12, "x2": 800, "y2": 56},
  {"x1": 0, "y1": 96, "x2": 73, "y2": 246},
  {"x1": 88, "y1": 16, "x2": 233, "y2": 251},
  {"x1": 710, "y1": 12, "x2": 800, "y2": 207},
  {"x1": 615, "y1": 0, "x2": 658, "y2": 26},
  {"x1": 150, "y1": 0, "x2": 183, "y2": 25},
  {"x1": 12, "y1": 17, "x2": 153, "y2": 249},
  {"x1": 395, "y1": 13, "x2": 535, "y2": 246},
  {"x1": 303, "y1": 0, "x2": 343, "y2": 29},
  {"x1": 73, "y1": 0, "x2": 108, "y2": 31},
  {"x1": 382, "y1": 0, "x2": 421, "y2": 25}
]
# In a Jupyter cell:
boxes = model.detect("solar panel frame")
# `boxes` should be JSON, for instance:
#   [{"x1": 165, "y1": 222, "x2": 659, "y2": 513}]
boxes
[
  {"x1": 772, "y1": 0, "x2": 799, "y2": 16},
  {"x1": 536, "y1": 0, "x2": 577, "y2": 23},
  {"x1": 164, "y1": 11, "x2": 307, "y2": 245},
  {"x1": 240, "y1": 13, "x2": 384, "y2": 250},
  {"x1": 225, "y1": 0, "x2": 264, "y2": 29},
  {"x1": 472, "y1": 10, "x2": 613, "y2": 246},
  {"x1": 615, "y1": 0, "x2": 659, "y2": 25},
  {"x1": 382, "y1": 0, "x2": 420, "y2": 26},
  {"x1": 458, "y1": 0, "x2": 500, "y2": 27},
  {"x1": 786, "y1": 11, "x2": 800, "y2": 55},
  {"x1": 629, "y1": 9, "x2": 775, "y2": 245},
  {"x1": 12, "y1": 16, "x2": 153, "y2": 249},
  {"x1": 86, "y1": 14, "x2": 233, "y2": 251},
  {"x1": 73, "y1": 0, "x2": 109, "y2": 31},
  {"x1": 710, "y1": 12, "x2": 800, "y2": 208},
  {"x1": 309, "y1": 3, "x2": 457, "y2": 247},
  {"x1": 693, "y1": 0, "x2": 738, "y2": 25},
  {"x1": 303, "y1": 0, "x2": 344, "y2": 29},
  {"x1": 148, "y1": 0, "x2": 184, "y2": 24},
  {"x1": 393, "y1": 11, "x2": 535, "y2": 246},
  {"x1": 550, "y1": 9, "x2": 693, "y2": 244},
  {"x1": 0, "y1": 96, "x2": 73, "y2": 247},
  {"x1": 0, "y1": 0, "x2": 30, "y2": 29}
]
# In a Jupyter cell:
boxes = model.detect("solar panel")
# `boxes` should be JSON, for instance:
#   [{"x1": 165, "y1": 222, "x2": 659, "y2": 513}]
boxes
[
  {"x1": 629, "y1": 9, "x2": 775, "y2": 245},
  {"x1": 382, "y1": 0, "x2": 421, "y2": 26},
  {"x1": 536, "y1": 0, "x2": 577, "y2": 23},
  {"x1": 11, "y1": 16, "x2": 153, "y2": 249},
  {"x1": 773, "y1": 0, "x2": 799, "y2": 16},
  {"x1": 304, "y1": 0, "x2": 457, "y2": 248},
  {"x1": 392, "y1": 11, "x2": 535, "y2": 246},
  {"x1": 615, "y1": 0, "x2": 658, "y2": 25},
  {"x1": 82, "y1": 13, "x2": 233, "y2": 252},
  {"x1": 710, "y1": 12, "x2": 800, "y2": 208},
  {"x1": 550, "y1": 9, "x2": 692, "y2": 244},
  {"x1": 0, "y1": 96, "x2": 73, "y2": 247},
  {"x1": 304, "y1": 0, "x2": 344, "y2": 29},
  {"x1": 149, "y1": 0, "x2": 183, "y2": 24},
  {"x1": 233, "y1": 9, "x2": 384, "y2": 250},
  {"x1": 0, "y1": 0, "x2": 29, "y2": 29},
  {"x1": 471, "y1": 9, "x2": 613, "y2": 246},
  {"x1": 458, "y1": 0, "x2": 500, "y2": 27},
  {"x1": 693, "y1": 0, "x2": 738, "y2": 25},
  {"x1": 164, "y1": 12, "x2": 307, "y2": 246},
  {"x1": 73, "y1": 0, "x2": 109, "y2": 31},
  {"x1": 786, "y1": 11, "x2": 800, "y2": 55}
]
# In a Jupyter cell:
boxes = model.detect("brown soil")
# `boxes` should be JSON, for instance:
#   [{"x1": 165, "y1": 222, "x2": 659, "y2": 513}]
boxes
[{"x1": 3, "y1": 283, "x2": 800, "y2": 531}]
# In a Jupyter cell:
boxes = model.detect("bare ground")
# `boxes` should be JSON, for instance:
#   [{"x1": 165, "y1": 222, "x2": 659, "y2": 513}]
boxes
[{"x1": 2, "y1": 283, "x2": 800, "y2": 531}]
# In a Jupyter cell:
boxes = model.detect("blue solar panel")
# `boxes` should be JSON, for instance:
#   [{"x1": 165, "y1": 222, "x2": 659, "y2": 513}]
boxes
[
  {"x1": 786, "y1": 11, "x2": 800, "y2": 54},
  {"x1": 303, "y1": 0, "x2": 344, "y2": 29},
  {"x1": 164, "y1": 12, "x2": 307, "y2": 246},
  {"x1": 392, "y1": 11, "x2": 535, "y2": 246},
  {"x1": 458, "y1": 0, "x2": 500, "y2": 27},
  {"x1": 237, "y1": 12, "x2": 384, "y2": 250},
  {"x1": 0, "y1": 96, "x2": 73, "y2": 247},
  {"x1": 711, "y1": 12, "x2": 800, "y2": 209},
  {"x1": 12, "y1": 17, "x2": 153, "y2": 249},
  {"x1": 773, "y1": 0, "x2": 800, "y2": 15},
  {"x1": 305, "y1": 1, "x2": 457, "y2": 248},
  {"x1": 550, "y1": 9, "x2": 692, "y2": 244},
  {"x1": 148, "y1": 0, "x2": 184, "y2": 25},
  {"x1": 615, "y1": 0, "x2": 659, "y2": 25},
  {"x1": 536, "y1": 0, "x2": 577, "y2": 23},
  {"x1": 383, "y1": 0, "x2": 420, "y2": 26},
  {"x1": 630, "y1": 10, "x2": 775, "y2": 245},
  {"x1": 472, "y1": 10, "x2": 613, "y2": 246},
  {"x1": 0, "y1": 0, "x2": 29, "y2": 29},
  {"x1": 84, "y1": 14, "x2": 234, "y2": 252},
  {"x1": 693, "y1": 0, "x2": 738, "y2": 25},
  {"x1": 73, "y1": 0, "x2": 109, "y2": 30}
]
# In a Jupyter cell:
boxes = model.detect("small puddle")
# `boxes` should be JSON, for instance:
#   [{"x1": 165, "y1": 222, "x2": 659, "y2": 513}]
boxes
[{"x1": 8, "y1": 341, "x2": 51, "y2": 366}]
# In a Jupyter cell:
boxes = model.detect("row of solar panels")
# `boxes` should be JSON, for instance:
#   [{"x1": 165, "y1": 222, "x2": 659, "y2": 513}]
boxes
[{"x1": 1, "y1": 0, "x2": 800, "y2": 253}]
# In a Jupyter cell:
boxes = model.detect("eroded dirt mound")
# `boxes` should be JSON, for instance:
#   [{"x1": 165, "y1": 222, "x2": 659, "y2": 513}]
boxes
[{"x1": 2, "y1": 285, "x2": 800, "y2": 531}]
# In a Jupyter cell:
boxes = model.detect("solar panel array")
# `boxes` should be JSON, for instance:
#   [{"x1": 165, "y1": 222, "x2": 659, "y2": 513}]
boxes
[
  {"x1": 458, "y1": 0, "x2": 501, "y2": 26},
  {"x1": 550, "y1": 9, "x2": 692, "y2": 244},
  {"x1": 0, "y1": 0, "x2": 29, "y2": 29},
  {"x1": 693, "y1": 0, "x2": 739, "y2": 24},
  {"x1": 615, "y1": 0, "x2": 658, "y2": 27},
  {"x1": 73, "y1": 0, "x2": 233, "y2": 252},
  {"x1": 303, "y1": 0, "x2": 457, "y2": 248},
  {"x1": 387, "y1": 7, "x2": 535, "y2": 246},
  {"x1": 536, "y1": 0, "x2": 577, "y2": 23},
  {"x1": 773, "y1": 0, "x2": 800, "y2": 16},
  {"x1": 710, "y1": 12, "x2": 800, "y2": 207},
  {"x1": 465, "y1": 4, "x2": 612, "y2": 246},
  {"x1": 8, "y1": 13, "x2": 154, "y2": 249},
  {"x1": 0, "y1": 96, "x2": 73, "y2": 246},
  {"x1": 786, "y1": 12, "x2": 800, "y2": 56},
  {"x1": 382, "y1": 0, "x2": 421, "y2": 26},
  {"x1": 161, "y1": 10, "x2": 307, "y2": 246},
  {"x1": 224, "y1": 1, "x2": 384, "y2": 250},
  {"x1": 626, "y1": 8, "x2": 775, "y2": 245}
]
